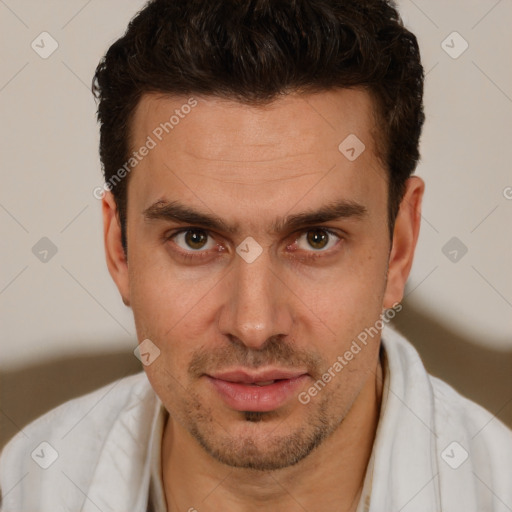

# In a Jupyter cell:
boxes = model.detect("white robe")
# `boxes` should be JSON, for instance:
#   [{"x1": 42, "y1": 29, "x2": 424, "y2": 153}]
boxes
[{"x1": 1, "y1": 326, "x2": 511, "y2": 511}]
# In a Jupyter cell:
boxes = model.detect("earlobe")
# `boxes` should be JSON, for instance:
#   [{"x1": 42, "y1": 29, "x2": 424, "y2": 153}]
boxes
[
  {"x1": 383, "y1": 176, "x2": 425, "y2": 309},
  {"x1": 102, "y1": 191, "x2": 131, "y2": 306}
]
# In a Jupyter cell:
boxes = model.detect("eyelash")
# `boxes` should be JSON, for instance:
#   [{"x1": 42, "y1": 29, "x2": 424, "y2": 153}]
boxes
[{"x1": 164, "y1": 227, "x2": 343, "y2": 263}]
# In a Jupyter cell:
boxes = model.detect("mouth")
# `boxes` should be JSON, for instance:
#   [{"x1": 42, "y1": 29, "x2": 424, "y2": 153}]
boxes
[{"x1": 205, "y1": 369, "x2": 309, "y2": 412}]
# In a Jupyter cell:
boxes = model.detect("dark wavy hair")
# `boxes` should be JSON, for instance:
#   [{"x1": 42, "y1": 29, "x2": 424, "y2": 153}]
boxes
[{"x1": 93, "y1": 0, "x2": 424, "y2": 253}]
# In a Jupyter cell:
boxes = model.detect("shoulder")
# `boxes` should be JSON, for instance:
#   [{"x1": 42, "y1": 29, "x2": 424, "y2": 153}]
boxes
[
  {"x1": 2, "y1": 371, "x2": 150, "y2": 449},
  {"x1": 430, "y1": 372, "x2": 512, "y2": 456},
  {"x1": 0, "y1": 371, "x2": 152, "y2": 509},
  {"x1": 382, "y1": 326, "x2": 512, "y2": 505},
  {"x1": 383, "y1": 326, "x2": 512, "y2": 444},
  {"x1": 430, "y1": 374, "x2": 512, "y2": 506}
]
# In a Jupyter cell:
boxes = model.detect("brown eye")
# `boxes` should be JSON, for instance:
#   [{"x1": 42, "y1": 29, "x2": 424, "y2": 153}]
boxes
[
  {"x1": 184, "y1": 229, "x2": 208, "y2": 249},
  {"x1": 294, "y1": 228, "x2": 340, "y2": 253},
  {"x1": 170, "y1": 229, "x2": 216, "y2": 252},
  {"x1": 306, "y1": 229, "x2": 329, "y2": 250}
]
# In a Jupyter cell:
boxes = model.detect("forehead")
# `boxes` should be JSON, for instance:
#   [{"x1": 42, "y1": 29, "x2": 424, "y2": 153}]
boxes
[
  {"x1": 127, "y1": 89, "x2": 387, "y2": 225},
  {"x1": 131, "y1": 88, "x2": 378, "y2": 160}
]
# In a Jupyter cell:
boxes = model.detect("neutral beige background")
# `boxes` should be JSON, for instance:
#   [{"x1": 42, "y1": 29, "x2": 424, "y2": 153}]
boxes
[{"x1": 1, "y1": 0, "x2": 511, "y2": 450}]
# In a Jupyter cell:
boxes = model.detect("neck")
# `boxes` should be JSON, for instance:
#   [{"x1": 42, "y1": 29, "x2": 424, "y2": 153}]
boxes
[{"x1": 162, "y1": 355, "x2": 383, "y2": 512}]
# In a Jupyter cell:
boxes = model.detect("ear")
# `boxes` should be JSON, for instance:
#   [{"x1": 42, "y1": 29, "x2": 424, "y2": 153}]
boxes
[
  {"x1": 102, "y1": 191, "x2": 131, "y2": 306},
  {"x1": 383, "y1": 176, "x2": 425, "y2": 309}
]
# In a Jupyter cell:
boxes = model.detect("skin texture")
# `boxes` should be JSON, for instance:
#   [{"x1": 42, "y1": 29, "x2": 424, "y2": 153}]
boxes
[{"x1": 103, "y1": 88, "x2": 424, "y2": 511}]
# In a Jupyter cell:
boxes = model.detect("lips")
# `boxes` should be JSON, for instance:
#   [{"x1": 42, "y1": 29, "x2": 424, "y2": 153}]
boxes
[
  {"x1": 206, "y1": 369, "x2": 309, "y2": 412},
  {"x1": 211, "y1": 369, "x2": 306, "y2": 384}
]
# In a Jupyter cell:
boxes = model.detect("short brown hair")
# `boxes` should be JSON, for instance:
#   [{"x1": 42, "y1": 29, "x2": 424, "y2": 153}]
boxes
[{"x1": 93, "y1": 0, "x2": 424, "y2": 253}]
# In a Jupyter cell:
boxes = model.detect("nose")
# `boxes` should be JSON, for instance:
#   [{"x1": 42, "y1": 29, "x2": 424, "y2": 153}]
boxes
[{"x1": 217, "y1": 248, "x2": 293, "y2": 350}]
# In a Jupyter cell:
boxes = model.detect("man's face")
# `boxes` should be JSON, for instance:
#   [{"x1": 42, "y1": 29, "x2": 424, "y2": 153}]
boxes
[{"x1": 109, "y1": 89, "x2": 403, "y2": 470}]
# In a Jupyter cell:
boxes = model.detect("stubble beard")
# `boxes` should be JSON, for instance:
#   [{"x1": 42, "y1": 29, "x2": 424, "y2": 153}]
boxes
[{"x1": 181, "y1": 388, "x2": 344, "y2": 471}]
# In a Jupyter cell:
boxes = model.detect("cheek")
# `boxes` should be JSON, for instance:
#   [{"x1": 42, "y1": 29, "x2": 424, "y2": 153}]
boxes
[
  {"x1": 128, "y1": 249, "x2": 205, "y2": 333},
  {"x1": 300, "y1": 244, "x2": 388, "y2": 335},
  {"x1": 127, "y1": 255, "x2": 219, "y2": 374},
  {"x1": 128, "y1": 266, "x2": 205, "y2": 406}
]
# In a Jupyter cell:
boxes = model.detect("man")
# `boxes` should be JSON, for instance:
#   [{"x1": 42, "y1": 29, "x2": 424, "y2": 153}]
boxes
[{"x1": 1, "y1": 0, "x2": 511, "y2": 511}]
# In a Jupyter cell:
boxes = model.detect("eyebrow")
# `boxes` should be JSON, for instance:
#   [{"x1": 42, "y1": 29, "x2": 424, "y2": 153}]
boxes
[{"x1": 143, "y1": 198, "x2": 367, "y2": 235}]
